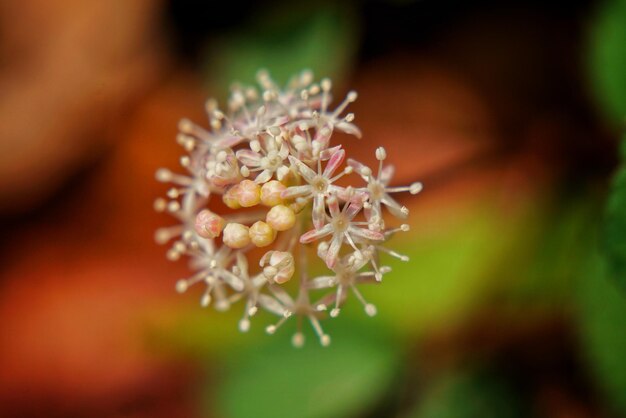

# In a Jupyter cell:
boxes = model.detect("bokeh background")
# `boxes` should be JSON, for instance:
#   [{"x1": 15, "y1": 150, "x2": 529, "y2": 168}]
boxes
[{"x1": 1, "y1": 0, "x2": 626, "y2": 417}]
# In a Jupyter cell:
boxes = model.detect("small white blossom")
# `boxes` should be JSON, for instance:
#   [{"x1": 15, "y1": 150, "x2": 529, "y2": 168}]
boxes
[
  {"x1": 236, "y1": 132, "x2": 291, "y2": 183},
  {"x1": 348, "y1": 147, "x2": 423, "y2": 229},
  {"x1": 308, "y1": 251, "x2": 391, "y2": 318}
]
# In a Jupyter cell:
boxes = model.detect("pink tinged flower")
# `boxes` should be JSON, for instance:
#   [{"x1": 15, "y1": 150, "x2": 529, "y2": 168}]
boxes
[
  {"x1": 348, "y1": 147, "x2": 423, "y2": 228},
  {"x1": 308, "y1": 78, "x2": 362, "y2": 138},
  {"x1": 362, "y1": 225, "x2": 412, "y2": 269},
  {"x1": 288, "y1": 123, "x2": 335, "y2": 161},
  {"x1": 282, "y1": 149, "x2": 352, "y2": 229},
  {"x1": 262, "y1": 284, "x2": 333, "y2": 347},
  {"x1": 300, "y1": 197, "x2": 384, "y2": 268},
  {"x1": 308, "y1": 252, "x2": 389, "y2": 318}
]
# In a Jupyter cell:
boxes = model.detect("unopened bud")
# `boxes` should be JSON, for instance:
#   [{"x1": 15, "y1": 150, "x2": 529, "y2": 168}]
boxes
[
  {"x1": 249, "y1": 221, "x2": 277, "y2": 247},
  {"x1": 266, "y1": 204, "x2": 296, "y2": 231},
  {"x1": 223, "y1": 185, "x2": 241, "y2": 209},
  {"x1": 223, "y1": 223, "x2": 250, "y2": 249},
  {"x1": 194, "y1": 209, "x2": 225, "y2": 239},
  {"x1": 236, "y1": 180, "x2": 261, "y2": 207},
  {"x1": 260, "y1": 180, "x2": 286, "y2": 206}
]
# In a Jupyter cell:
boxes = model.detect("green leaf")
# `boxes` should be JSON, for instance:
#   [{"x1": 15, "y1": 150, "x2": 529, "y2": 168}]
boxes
[
  {"x1": 203, "y1": 4, "x2": 358, "y2": 98},
  {"x1": 214, "y1": 320, "x2": 400, "y2": 418},
  {"x1": 601, "y1": 164, "x2": 626, "y2": 290},
  {"x1": 505, "y1": 197, "x2": 597, "y2": 303},
  {"x1": 358, "y1": 201, "x2": 542, "y2": 335},
  {"x1": 576, "y1": 249, "x2": 626, "y2": 416},
  {"x1": 587, "y1": 0, "x2": 626, "y2": 123},
  {"x1": 407, "y1": 367, "x2": 528, "y2": 418}
]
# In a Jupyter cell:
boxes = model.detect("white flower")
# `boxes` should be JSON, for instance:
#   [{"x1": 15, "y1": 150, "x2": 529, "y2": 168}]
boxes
[{"x1": 236, "y1": 130, "x2": 291, "y2": 183}]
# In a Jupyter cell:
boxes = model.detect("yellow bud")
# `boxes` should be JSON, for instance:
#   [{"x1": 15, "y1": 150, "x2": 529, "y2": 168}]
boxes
[
  {"x1": 249, "y1": 221, "x2": 277, "y2": 247},
  {"x1": 260, "y1": 180, "x2": 286, "y2": 206},
  {"x1": 223, "y1": 223, "x2": 250, "y2": 248},
  {"x1": 223, "y1": 185, "x2": 241, "y2": 209},
  {"x1": 237, "y1": 179, "x2": 261, "y2": 207},
  {"x1": 266, "y1": 204, "x2": 296, "y2": 231}
]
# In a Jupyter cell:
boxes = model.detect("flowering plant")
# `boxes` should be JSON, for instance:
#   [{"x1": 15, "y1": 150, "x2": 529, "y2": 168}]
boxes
[{"x1": 155, "y1": 70, "x2": 422, "y2": 346}]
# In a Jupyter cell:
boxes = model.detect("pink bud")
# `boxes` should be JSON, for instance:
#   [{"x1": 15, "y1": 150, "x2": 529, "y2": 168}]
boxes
[{"x1": 194, "y1": 209, "x2": 225, "y2": 239}]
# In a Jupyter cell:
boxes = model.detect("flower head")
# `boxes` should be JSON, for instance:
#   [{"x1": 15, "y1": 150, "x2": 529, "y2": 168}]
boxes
[{"x1": 155, "y1": 70, "x2": 421, "y2": 346}]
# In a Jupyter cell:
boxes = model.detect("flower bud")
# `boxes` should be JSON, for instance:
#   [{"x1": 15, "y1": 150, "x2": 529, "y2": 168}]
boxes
[
  {"x1": 260, "y1": 251, "x2": 295, "y2": 284},
  {"x1": 266, "y1": 204, "x2": 296, "y2": 231},
  {"x1": 223, "y1": 185, "x2": 241, "y2": 209},
  {"x1": 249, "y1": 221, "x2": 277, "y2": 247},
  {"x1": 236, "y1": 179, "x2": 261, "y2": 207},
  {"x1": 194, "y1": 209, "x2": 225, "y2": 239},
  {"x1": 223, "y1": 223, "x2": 250, "y2": 248},
  {"x1": 260, "y1": 180, "x2": 286, "y2": 206}
]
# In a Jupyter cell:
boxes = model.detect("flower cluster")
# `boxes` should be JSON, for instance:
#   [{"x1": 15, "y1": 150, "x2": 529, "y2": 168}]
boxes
[{"x1": 155, "y1": 70, "x2": 422, "y2": 346}]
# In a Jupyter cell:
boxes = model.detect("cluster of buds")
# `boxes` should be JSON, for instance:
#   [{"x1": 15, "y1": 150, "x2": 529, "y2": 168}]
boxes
[{"x1": 155, "y1": 70, "x2": 422, "y2": 346}]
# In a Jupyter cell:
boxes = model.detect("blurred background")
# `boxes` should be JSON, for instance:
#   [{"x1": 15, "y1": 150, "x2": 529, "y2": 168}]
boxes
[{"x1": 1, "y1": 0, "x2": 626, "y2": 417}]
